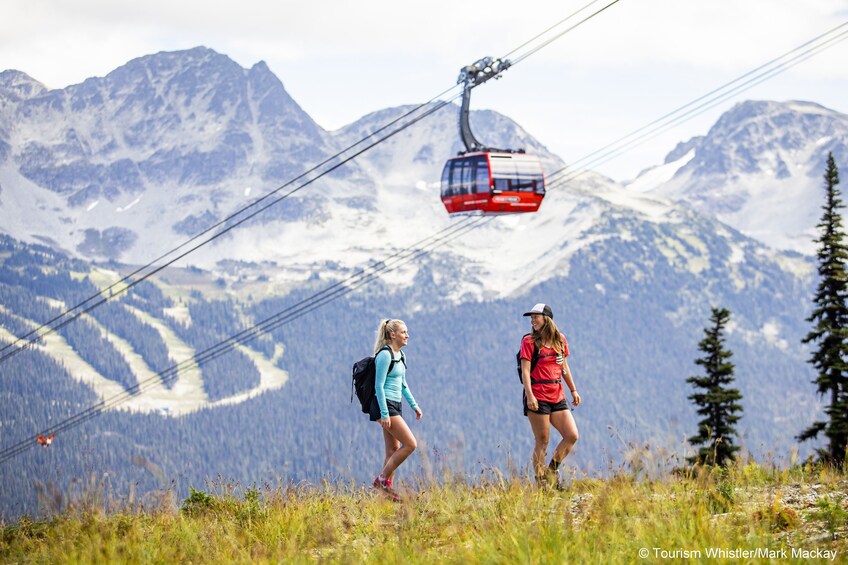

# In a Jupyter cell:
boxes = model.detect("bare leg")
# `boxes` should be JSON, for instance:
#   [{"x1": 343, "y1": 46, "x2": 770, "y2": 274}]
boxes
[
  {"x1": 382, "y1": 428, "x2": 401, "y2": 483},
  {"x1": 527, "y1": 412, "x2": 551, "y2": 479},
  {"x1": 379, "y1": 416, "x2": 417, "y2": 480},
  {"x1": 549, "y1": 409, "x2": 579, "y2": 466}
]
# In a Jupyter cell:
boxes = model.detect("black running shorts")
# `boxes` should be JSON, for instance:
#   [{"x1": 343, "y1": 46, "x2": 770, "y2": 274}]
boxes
[
  {"x1": 370, "y1": 398, "x2": 403, "y2": 421},
  {"x1": 523, "y1": 395, "x2": 570, "y2": 416}
]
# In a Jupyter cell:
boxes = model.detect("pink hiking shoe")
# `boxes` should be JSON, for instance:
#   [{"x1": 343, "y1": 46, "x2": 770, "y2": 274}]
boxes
[{"x1": 372, "y1": 475, "x2": 400, "y2": 502}]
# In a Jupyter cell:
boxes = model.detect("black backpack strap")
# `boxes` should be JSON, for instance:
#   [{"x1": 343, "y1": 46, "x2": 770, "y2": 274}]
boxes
[
  {"x1": 380, "y1": 345, "x2": 399, "y2": 376},
  {"x1": 529, "y1": 339, "x2": 540, "y2": 374},
  {"x1": 527, "y1": 336, "x2": 562, "y2": 385},
  {"x1": 351, "y1": 358, "x2": 360, "y2": 403},
  {"x1": 523, "y1": 333, "x2": 541, "y2": 375}
]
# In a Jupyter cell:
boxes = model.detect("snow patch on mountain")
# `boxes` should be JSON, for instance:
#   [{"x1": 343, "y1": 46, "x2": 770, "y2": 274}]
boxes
[
  {"x1": 0, "y1": 298, "x2": 288, "y2": 416},
  {"x1": 625, "y1": 149, "x2": 694, "y2": 193}
]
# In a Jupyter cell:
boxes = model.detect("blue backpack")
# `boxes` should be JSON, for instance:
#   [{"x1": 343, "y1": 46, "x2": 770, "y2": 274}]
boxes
[{"x1": 351, "y1": 346, "x2": 406, "y2": 413}]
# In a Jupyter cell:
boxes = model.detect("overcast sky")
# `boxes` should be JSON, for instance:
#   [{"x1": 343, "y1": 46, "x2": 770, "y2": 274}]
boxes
[{"x1": 2, "y1": 0, "x2": 846, "y2": 181}]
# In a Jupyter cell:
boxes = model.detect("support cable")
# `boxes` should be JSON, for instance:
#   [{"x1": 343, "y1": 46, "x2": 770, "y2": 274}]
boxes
[
  {"x1": 545, "y1": 22, "x2": 848, "y2": 187},
  {"x1": 0, "y1": 0, "x2": 621, "y2": 365},
  {"x1": 0, "y1": 215, "x2": 491, "y2": 464}
]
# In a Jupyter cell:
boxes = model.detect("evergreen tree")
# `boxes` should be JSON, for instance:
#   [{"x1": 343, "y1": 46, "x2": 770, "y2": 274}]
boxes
[
  {"x1": 798, "y1": 153, "x2": 848, "y2": 465},
  {"x1": 687, "y1": 307, "x2": 743, "y2": 466}
]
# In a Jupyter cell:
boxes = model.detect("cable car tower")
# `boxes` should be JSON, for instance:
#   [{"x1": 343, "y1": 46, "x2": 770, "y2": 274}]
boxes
[{"x1": 441, "y1": 57, "x2": 547, "y2": 216}]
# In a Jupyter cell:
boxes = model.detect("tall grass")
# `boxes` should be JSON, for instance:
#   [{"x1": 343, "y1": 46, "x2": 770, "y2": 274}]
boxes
[{"x1": 2, "y1": 459, "x2": 847, "y2": 563}]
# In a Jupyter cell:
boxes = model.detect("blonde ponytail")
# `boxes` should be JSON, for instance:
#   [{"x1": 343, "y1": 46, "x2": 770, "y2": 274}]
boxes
[{"x1": 374, "y1": 319, "x2": 405, "y2": 354}]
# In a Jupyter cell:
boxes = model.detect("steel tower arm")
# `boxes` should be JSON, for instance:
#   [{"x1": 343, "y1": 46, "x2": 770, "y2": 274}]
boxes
[{"x1": 457, "y1": 57, "x2": 511, "y2": 154}]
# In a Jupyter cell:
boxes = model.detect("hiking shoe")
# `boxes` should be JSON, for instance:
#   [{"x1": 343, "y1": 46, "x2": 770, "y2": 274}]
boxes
[
  {"x1": 550, "y1": 480, "x2": 567, "y2": 492},
  {"x1": 535, "y1": 472, "x2": 566, "y2": 491},
  {"x1": 372, "y1": 476, "x2": 400, "y2": 502}
]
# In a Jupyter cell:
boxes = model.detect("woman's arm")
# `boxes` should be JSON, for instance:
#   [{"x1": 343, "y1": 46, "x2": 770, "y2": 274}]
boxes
[
  {"x1": 401, "y1": 373, "x2": 419, "y2": 411},
  {"x1": 401, "y1": 375, "x2": 423, "y2": 420},
  {"x1": 521, "y1": 358, "x2": 538, "y2": 410},
  {"x1": 562, "y1": 359, "x2": 581, "y2": 407},
  {"x1": 374, "y1": 349, "x2": 392, "y2": 419}
]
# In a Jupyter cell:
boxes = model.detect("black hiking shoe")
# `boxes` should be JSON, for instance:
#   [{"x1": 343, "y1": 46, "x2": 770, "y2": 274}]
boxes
[{"x1": 536, "y1": 470, "x2": 565, "y2": 491}]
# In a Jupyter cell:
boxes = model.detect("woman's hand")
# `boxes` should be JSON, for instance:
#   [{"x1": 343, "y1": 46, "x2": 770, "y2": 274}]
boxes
[
  {"x1": 379, "y1": 417, "x2": 391, "y2": 430},
  {"x1": 526, "y1": 393, "x2": 539, "y2": 412},
  {"x1": 415, "y1": 407, "x2": 423, "y2": 420},
  {"x1": 571, "y1": 390, "x2": 581, "y2": 407}
]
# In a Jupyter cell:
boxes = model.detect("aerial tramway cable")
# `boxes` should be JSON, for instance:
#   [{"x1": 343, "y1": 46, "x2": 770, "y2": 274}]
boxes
[
  {"x1": 0, "y1": 94, "x2": 462, "y2": 364},
  {"x1": 506, "y1": 0, "x2": 622, "y2": 66},
  {"x1": 4, "y1": 10, "x2": 846, "y2": 465},
  {"x1": 0, "y1": 0, "x2": 620, "y2": 366},
  {"x1": 543, "y1": 21, "x2": 848, "y2": 188},
  {"x1": 1, "y1": 0, "x2": 628, "y2": 463},
  {"x1": 501, "y1": 0, "x2": 613, "y2": 61},
  {"x1": 0, "y1": 215, "x2": 492, "y2": 464},
  {"x1": 4, "y1": 9, "x2": 846, "y2": 465}
]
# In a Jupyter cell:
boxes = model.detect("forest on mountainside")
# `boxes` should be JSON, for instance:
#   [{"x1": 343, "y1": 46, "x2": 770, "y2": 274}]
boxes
[{"x1": 0, "y1": 228, "x2": 819, "y2": 519}]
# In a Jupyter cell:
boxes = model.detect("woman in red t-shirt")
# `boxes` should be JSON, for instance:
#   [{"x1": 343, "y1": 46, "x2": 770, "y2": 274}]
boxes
[{"x1": 519, "y1": 303, "x2": 581, "y2": 487}]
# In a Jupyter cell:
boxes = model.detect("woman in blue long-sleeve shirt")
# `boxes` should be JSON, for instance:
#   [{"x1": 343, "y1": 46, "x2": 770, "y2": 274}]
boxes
[{"x1": 370, "y1": 319, "x2": 422, "y2": 500}]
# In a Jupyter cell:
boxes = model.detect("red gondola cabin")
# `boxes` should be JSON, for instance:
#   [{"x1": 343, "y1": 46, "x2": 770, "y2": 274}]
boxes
[{"x1": 440, "y1": 152, "x2": 546, "y2": 215}]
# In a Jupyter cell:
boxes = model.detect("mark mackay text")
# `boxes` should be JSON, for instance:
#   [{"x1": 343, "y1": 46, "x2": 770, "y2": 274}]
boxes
[{"x1": 649, "y1": 547, "x2": 838, "y2": 560}]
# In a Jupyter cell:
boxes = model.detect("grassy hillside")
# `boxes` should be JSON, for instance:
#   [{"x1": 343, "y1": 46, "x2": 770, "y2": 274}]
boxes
[{"x1": 3, "y1": 461, "x2": 847, "y2": 563}]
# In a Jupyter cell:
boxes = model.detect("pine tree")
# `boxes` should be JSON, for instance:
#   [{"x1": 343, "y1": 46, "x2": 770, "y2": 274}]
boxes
[
  {"x1": 687, "y1": 307, "x2": 744, "y2": 467},
  {"x1": 798, "y1": 153, "x2": 848, "y2": 465}
]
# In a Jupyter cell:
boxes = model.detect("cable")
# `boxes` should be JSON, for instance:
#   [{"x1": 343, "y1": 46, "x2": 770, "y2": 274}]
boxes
[
  {"x1": 8, "y1": 12, "x2": 844, "y2": 465},
  {"x1": 545, "y1": 21, "x2": 848, "y2": 187},
  {"x1": 10, "y1": 15, "x2": 841, "y2": 463},
  {"x1": 0, "y1": 0, "x2": 621, "y2": 365},
  {"x1": 0, "y1": 215, "x2": 491, "y2": 464},
  {"x1": 0, "y1": 94, "x2": 462, "y2": 365},
  {"x1": 0, "y1": 216, "x2": 486, "y2": 462},
  {"x1": 0, "y1": 1, "x2": 629, "y2": 460},
  {"x1": 5, "y1": 11, "x2": 842, "y2": 462},
  {"x1": 509, "y1": 0, "x2": 623, "y2": 66},
  {"x1": 501, "y1": 0, "x2": 609, "y2": 60}
]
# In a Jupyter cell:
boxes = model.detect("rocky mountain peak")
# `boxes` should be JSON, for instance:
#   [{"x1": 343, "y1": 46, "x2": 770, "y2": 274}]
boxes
[
  {"x1": 0, "y1": 47, "x2": 342, "y2": 262},
  {"x1": 0, "y1": 70, "x2": 46, "y2": 102},
  {"x1": 634, "y1": 100, "x2": 848, "y2": 254},
  {"x1": 677, "y1": 100, "x2": 847, "y2": 179}
]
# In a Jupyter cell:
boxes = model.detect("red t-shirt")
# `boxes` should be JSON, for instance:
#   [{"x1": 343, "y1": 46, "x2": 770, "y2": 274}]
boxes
[{"x1": 520, "y1": 333, "x2": 569, "y2": 403}]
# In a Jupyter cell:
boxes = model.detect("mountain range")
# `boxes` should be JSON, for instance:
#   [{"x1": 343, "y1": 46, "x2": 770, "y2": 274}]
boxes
[{"x1": 0, "y1": 47, "x2": 845, "y2": 517}]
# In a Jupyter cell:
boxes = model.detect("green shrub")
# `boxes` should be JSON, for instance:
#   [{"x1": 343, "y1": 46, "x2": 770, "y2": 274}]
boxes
[
  {"x1": 181, "y1": 486, "x2": 217, "y2": 516},
  {"x1": 809, "y1": 495, "x2": 848, "y2": 538}
]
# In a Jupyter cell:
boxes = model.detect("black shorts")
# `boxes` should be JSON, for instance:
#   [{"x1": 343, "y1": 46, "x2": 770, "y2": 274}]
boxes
[
  {"x1": 369, "y1": 397, "x2": 403, "y2": 421},
  {"x1": 523, "y1": 394, "x2": 570, "y2": 416}
]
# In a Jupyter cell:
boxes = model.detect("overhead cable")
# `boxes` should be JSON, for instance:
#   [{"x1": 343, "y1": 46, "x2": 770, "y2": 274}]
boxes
[
  {"x1": 0, "y1": 0, "x2": 620, "y2": 366},
  {"x1": 545, "y1": 21, "x2": 848, "y2": 186},
  {"x1": 0, "y1": 215, "x2": 490, "y2": 464}
]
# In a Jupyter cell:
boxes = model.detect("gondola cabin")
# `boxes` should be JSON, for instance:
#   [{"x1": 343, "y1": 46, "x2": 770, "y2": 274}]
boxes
[{"x1": 440, "y1": 152, "x2": 546, "y2": 215}]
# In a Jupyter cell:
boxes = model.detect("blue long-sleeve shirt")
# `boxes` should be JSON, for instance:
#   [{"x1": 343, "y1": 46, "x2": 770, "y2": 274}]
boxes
[{"x1": 374, "y1": 347, "x2": 418, "y2": 419}]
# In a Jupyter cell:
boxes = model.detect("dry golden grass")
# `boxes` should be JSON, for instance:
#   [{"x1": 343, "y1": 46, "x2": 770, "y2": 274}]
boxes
[{"x1": 3, "y1": 460, "x2": 848, "y2": 563}]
